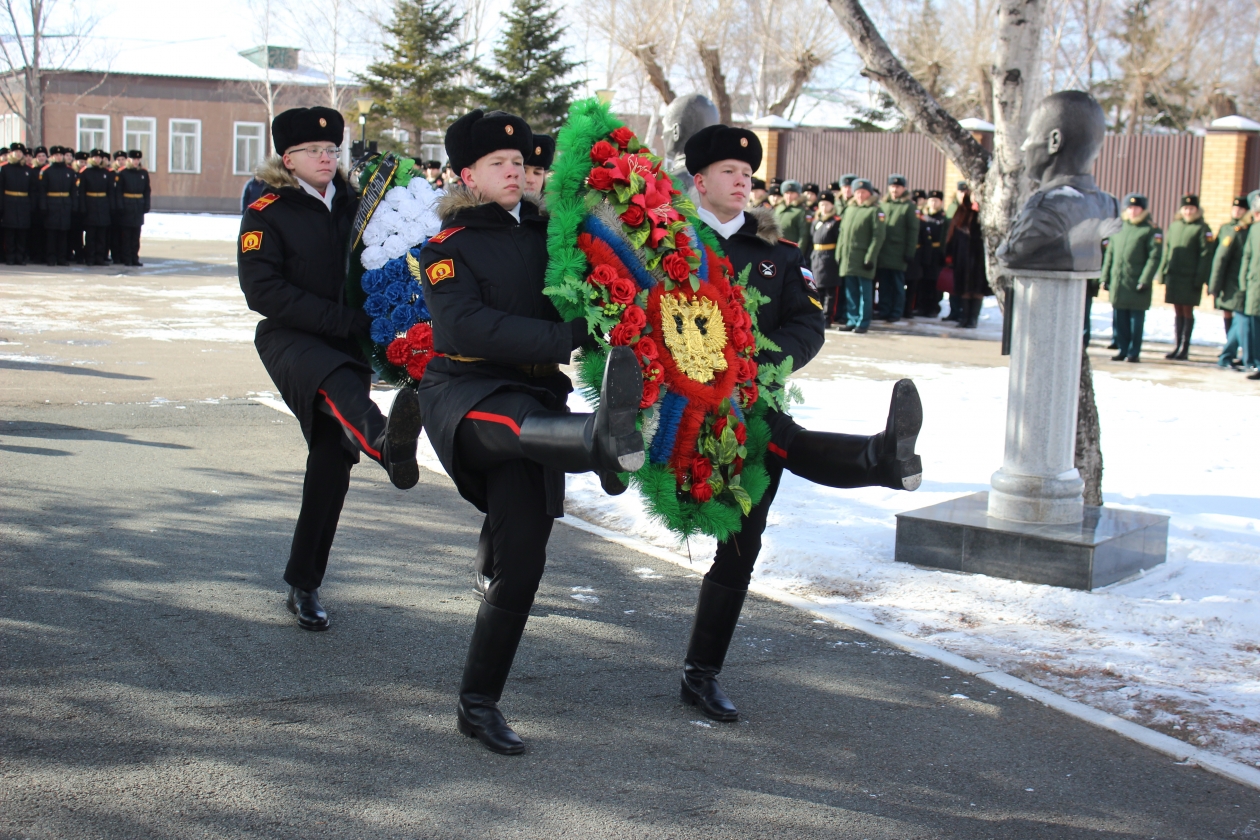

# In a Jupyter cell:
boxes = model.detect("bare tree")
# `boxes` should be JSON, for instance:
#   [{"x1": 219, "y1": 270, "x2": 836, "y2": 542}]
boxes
[
  {"x1": 0, "y1": 0, "x2": 97, "y2": 146},
  {"x1": 698, "y1": 46, "x2": 731, "y2": 123},
  {"x1": 244, "y1": 0, "x2": 288, "y2": 155},
  {"x1": 288, "y1": 0, "x2": 361, "y2": 111}
]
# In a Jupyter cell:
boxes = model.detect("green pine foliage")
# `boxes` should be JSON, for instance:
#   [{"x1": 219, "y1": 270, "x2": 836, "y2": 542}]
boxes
[
  {"x1": 359, "y1": 0, "x2": 471, "y2": 140},
  {"x1": 478, "y1": 0, "x2": 582, "y2": 134}
]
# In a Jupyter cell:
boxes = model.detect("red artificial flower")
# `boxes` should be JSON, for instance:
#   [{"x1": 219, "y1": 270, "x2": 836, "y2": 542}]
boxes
[
  {"x1": 610, "y1": 127, "x2": 635, "y2": 149},
  {"x1": 674, "y1": 230, "x2": 690, "y2": 247},
  {"x1": 406, "y1": 355, "x2": 430, "y2": 380},
  {"x1": 732, "y1": 309, "x2": 753, "y2": 331},
  {"x1": 406, "y1": 322, "x2": 433, "y2": 350},
  {"x1": 609, "y1": 275, "x2": 638, "y2": 305},
  {"x1": 589, "y1": 264, "x2": 619, "y2": 287},
  {"x1": 733, "y1": 456, "x2": 744, "y2": 473},
  {"x1": 621, "y1": 304, "x2": 647, "y2": 330},
  {"x1": 739, "y1": 356, "x2": 759, "y2": 382},
  {"x1": 644, "y1": 359, "x2": 665, "y2": 383},
  {"x1": 729, "y1": 284, "x2": 746, "y2": 305},
  {"x1": 713, "y1": 416, "x2": 728, "y2": 437},
  {"x1": 590, "y1": 140, "x2": 617, "y2": 164},
  {"x1": 690, "y1": 481, "x2": 714, "y2": 502},
  {"x1": 610, "y1": 323, "x2": 638, "y2": 346},
  {"x1": 588, "y1": 166, "x2": 615, "y2": 191},
  {"x1": 661, "y1": 252, "x2": 691, "y2": 283},
  {"x1": 734, "y1": 423, "x2": 747, "y2": 445},
  {"x1": 646, "y1": 225, "x2": 670, "y2": 249},
  {"x1": 386, "y1": 336, "x2": 410, "y2": 366},
  {"x1": 733, "y1": 328, "x2": 755, "y2": 352},
  {"x1": 635, "y1": 335, "x2": 659, "y2": 361},
  {"x1": 620, "y1": 203, "x2": 646, "y2": 227},
  {"x1": 740, "y1": 382, "x2": 759, "y2": 407},
  {"x1": 691, "y1": 457, "x2": 714, "y2": 483},
  {"x1": 640, "y1": 379, "x2": 661, "y2": 408}
]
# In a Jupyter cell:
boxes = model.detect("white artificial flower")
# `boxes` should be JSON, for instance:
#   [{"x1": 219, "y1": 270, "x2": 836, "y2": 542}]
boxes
[
  {"x1": 360, "y1": 244, "x2": 389, "y2": 270},
  {"x1": 382, "y1": 232, "x2": 411, "y2": 259},
  {"x1": 362, "y1": 220, "x2": 388, "y2": 246},
  {"x1": 384, "y1": 185, "x2": 408, "y2": 208}
]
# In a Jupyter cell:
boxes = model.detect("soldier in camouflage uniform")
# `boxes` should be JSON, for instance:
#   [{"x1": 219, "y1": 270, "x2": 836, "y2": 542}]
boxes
[{"x1": 1209, "y1": 196, "x2": 1251, "y2": 368}]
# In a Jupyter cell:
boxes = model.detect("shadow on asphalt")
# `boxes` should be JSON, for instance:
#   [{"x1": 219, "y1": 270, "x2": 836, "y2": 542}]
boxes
[
  {"x1": 0, "y1": 360, "x2": 153, "y2": 380},
  {"x1": 1, "y1": 421, "x2": 191, "y2": 449},
  {"x1": 1, "y1": 405, "x2": 1257, "y2": 839}
]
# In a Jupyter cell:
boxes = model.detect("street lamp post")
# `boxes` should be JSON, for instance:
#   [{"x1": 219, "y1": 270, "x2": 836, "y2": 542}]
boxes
[{"x1": 356, "y1": 98, "x2": 373, "y2": 146}]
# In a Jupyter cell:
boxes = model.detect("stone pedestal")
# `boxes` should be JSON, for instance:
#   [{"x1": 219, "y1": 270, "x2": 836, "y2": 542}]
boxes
[{"x1": 987, "y1": 270, "x2": 1093, "y2": 525}]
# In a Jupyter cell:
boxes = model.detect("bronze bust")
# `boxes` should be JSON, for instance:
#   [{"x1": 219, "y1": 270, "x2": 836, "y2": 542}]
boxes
[{"x1": 661, "y1": 93, "x2": 719, "y2": 192}]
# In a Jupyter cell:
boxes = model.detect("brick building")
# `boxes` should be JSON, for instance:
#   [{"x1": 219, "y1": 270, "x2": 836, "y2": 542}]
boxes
[{"x1": 1, "y1": 37, "x2": 360, "y2": 212}]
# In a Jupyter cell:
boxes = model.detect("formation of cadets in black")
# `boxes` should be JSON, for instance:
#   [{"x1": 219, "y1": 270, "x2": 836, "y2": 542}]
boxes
[
  {"x1": 237, "y1": 106, "x2": 924, "y2": 757},
  {"x1": 0, "y1": 142, "x2": 151, "y2": 267}
]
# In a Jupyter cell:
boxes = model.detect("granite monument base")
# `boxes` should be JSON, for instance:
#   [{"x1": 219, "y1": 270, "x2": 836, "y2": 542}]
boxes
[{"x1": 895, "y1": 492, "x2": 1168, "y2": 590}]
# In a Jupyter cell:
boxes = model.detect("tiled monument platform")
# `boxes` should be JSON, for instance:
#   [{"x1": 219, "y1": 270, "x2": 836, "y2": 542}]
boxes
[{"x1": 895, "y1": 492, "x2": 1169, "y2": 590}]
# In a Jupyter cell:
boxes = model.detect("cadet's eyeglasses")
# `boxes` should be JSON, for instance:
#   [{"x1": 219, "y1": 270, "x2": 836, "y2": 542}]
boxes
[{"x1": 290, "y1": 146, "x2": 341, "y2": 159}]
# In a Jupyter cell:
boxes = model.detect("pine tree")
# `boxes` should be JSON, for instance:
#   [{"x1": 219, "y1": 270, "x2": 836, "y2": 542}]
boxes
[
  {"x1": 477, "y1": 0, "x2": 583, "y2": 133},
  {"x1": 359, "y1": 0, "x2": 471, "y2": 143}
]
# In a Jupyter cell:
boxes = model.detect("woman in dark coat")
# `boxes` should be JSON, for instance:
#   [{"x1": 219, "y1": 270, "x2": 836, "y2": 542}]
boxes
[
  {"x1": 944, "y1": 191, "x2": 987, "y2": 328},
  {"x1": 809, "y1": 190, "x2": 844, "y2": 326}
]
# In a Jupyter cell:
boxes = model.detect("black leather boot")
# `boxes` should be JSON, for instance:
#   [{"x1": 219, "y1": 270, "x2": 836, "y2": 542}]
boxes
[
  {"x1": 681, "y1": 578, "x2": 747, "y2": 722},
  {"x1": 286, "y1": 585, "x2": 329, "y2": 631},
  {"x1": 518, "y1": 346, "x2": 644, "y2": 475},
  {"x1": 1165, "y1": 315, "x2": 1184, "y2": 359},
  {"x1": 472, "y1": 517, "x2": 492, "y2": 598},
  {"x1": 374, "y1": 387, "x2": 422, "y2": 489},
  {"x1": 1175, "y1": 315, "x2": 1193, "y2": 360},
  {"x1": 457, "y1": 600, "x2": 529, "y2": 755},
  {"x1": 784, "y1": 379, "x2": 923, "y2": 491},
  {"x1": 961, "y1": 297, "x2": 981, "y2": 328},
  {"x1": 318, "y1": 376, "x2": 422, "y2": 490}
]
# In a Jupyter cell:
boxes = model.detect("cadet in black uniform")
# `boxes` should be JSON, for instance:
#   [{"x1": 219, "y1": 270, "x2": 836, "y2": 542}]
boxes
[
  {"x1": 417, "y1": 109, "x2": 645, "y2": 756},
  {"x1": 1, "y1": 143, "x2": 33, "y2": 265},
  {"x1": 78, "y1": 150, "x2": 113, "y2": 265},
  {"x1": 114, "y1": 150, "x2": 151, "y2": 266},
  {"x1": 522, "y1": 133, "x2": 554, "y2": 197},
  {"x1": 809, "y1": 189, "x2": 844, "y2": 326},
  {"x1": 28, "y1": 145, "x2": 47, "y2": 264},
  {"x1": 70, "y1": 151, "x2": 88, "y2": 263},
  {"x1": 237, "y1": 107, "x2": 423, "y2": 632},
  {"x1": 39, "y1": 146, "x2": 76, "y2": 266},
  {"x1": 913, "y1": 190, "x2": 948, "y2": 316},
  {"x1": 683, "y1": 125, "x2": 924, "y2": 722}
]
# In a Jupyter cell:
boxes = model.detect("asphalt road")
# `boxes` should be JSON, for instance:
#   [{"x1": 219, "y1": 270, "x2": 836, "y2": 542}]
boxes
[{"x1": 1, "y1": 246, "x2": 1258, "y2": 839}]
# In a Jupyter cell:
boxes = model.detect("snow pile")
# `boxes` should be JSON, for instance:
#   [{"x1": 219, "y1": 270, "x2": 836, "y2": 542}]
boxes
[
  {"x1": 561, "y1": 363, "x2": 1260, "y2": 768},
  {"x1": 359, "y1": 179, "x2": 443, "y2": 270},
  {"x1": 144, "y1": 213, "x2": 242, "y2": 242}
]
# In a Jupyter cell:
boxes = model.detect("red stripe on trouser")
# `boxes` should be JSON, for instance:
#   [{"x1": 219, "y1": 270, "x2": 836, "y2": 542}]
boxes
[
  {"x1": 318, "y1": 388, "x2": 381, "y2": 459},
  {"x1": 768, "y1": 442, "x2": 788, "y2": 459},
  {"x1": 465, "y1": 410, "x2": 522, "y2": 436}
]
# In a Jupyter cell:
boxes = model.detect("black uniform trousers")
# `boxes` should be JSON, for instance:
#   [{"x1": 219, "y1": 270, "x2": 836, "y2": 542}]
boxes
[
  {"x1": 118, "y1": 226, "x2": 141, "y2": 265},
  {"x1": 84, "y1": 226, "x2": 108, "y2": 264},
  {"x1": 706, "y1": 458, "x2": 785, "y2": 591},
  {"x1": 282, "y1": 364, "x2": 377, "y2": 592},
  {"x1": 3, "y1": 229, "x2": 27, "y2": 264},
  {"x1": 455, "y1": 390, "x2": 558, "y2": 615},
  {"x1": 45, "y1": 229, "x2": 69, "y2": 265},
  {"x1": 820, "y1": 287, "x2": 845, "y2": 326}
]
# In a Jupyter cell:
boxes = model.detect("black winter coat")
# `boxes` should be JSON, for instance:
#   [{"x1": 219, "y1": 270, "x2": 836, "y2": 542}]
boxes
[
  {"x1": 77, "y1": 167, "x2": 113, "y2": 227},
  {"x1": 809, "y1": 214, "x2": 842, "y2": 289},
  {"x1": 416, "y1": 188, "x2": 583, "y2": 516},
  {"x1": 946, "y1": 208, "x2": 988, "y2": 296},
  {"x1": 1, "y1": 163, "x2": 34, "y2": 229},
  {"x1": 237, "y1": 169, "x2": 366, "y2": 442},
  {"x1": 38, "y1": 163, "x2": 76, "y2": 230},
  {"x1": 707, "y1": 208, "x2": 826, "y2": 375},
  {"x1": 113, "y1": 168, "x2": 151, "y2": 227}
]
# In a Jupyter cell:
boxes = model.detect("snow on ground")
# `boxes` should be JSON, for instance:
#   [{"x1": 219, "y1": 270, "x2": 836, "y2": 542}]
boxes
[
  {"x1": 561, "y1": 364, "x2": 1260, "y2": 769},
  {"x1": 144, "y1": 212, "x2": 241, "y2": 242},
  {"x1": 920, "y1": 296, "x2": 1225, "y2": 348}
]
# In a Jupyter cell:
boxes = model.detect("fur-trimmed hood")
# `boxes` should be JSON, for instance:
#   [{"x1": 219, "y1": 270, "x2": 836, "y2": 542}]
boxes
[
  {"x1": 746, "y1": 206, "x2": 781, "y2": 245},
  {"x1": 254, "y1": 154, "x2": 347, "y2": 190},
  {"x1": 436, "y1": 184, "x2": 546, "y2": 223}
]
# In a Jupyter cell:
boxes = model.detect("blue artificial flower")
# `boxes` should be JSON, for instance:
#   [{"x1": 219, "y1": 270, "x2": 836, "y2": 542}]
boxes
[
  {"x1": 383, "y1": 256, "x2": 411, "y2": 285},
  {"x1": 413, "y1": 297, "x2": 431, "y2": 321},
  {"x1": 371, "y1": 317, "x2": 396, "y2": 345},
  {"x1": 384, "y1": 281, "x2": 411, "y2": 306},
  {"x1": 391, "y1": 304, "x2": 417, "y2": 331},
  {"x1": 408, "y1": 280, "x2": 424, "y2": 301},
  {"x1": 360, "y1": 268, "x2": 386, "y2": 294},
  {"x1": 363, "y1": 293, "x2": 390, "y2": 318}
]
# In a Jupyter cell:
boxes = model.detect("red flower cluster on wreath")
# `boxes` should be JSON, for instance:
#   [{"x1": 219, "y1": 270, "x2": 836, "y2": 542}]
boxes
[{"x1": 386, "y1": 322, "x2": 434, "y2": 381}]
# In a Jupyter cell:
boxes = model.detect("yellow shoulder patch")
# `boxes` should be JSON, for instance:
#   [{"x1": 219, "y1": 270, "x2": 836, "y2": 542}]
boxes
[
  {"x1": 426, "y1": 258, "x2": 455, "y2": 285},
  {"x1": 240, "y1": 231, "x2": 263, "y2": 252}
]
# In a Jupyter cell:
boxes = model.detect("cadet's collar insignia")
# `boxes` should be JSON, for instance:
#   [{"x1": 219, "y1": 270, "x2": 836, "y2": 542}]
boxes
[
  {"x1": 428, "y1": 226, "x2": 464, "y2": 244},
  {"x1": 240, "y1": 230, "x2": 263, "y2": 252},
  {"x1": 758, "y1": 259, "x2": 777, "y2": 278},
  {"x1": 426, "y1": 258, "x2": 455, "y2": 285},
  {"x1": 249, "y1": 193, "x2": 279, "y2": 211}
]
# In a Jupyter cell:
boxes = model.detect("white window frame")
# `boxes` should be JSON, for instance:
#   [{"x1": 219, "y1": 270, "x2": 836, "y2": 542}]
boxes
[
  {"x1": 233, "y1": 121, "x2": 266, "y2": 176},
  {"x1": 169, "y1": 118, "x2": 201, "y2": 174},
  {"x1": 77, "y1": 114, "x2": 110, "y2": 152},
  {"x1": 0, "y1": 113, "x2": 23, "y2": 146},
  {"x1": 123, "y1": 116, "x2": 157, "y2": 173}
]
